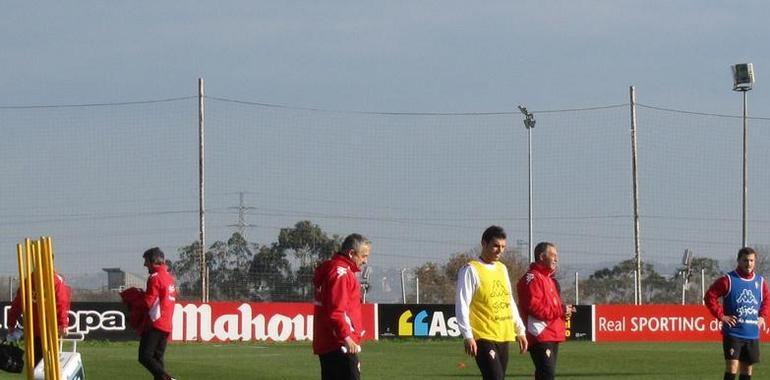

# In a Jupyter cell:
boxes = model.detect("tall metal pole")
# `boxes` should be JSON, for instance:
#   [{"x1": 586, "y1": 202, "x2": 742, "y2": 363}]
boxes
[
  {"x1": 198, "y1": 78, "x2": 208, "y2": 303},
  {"x1": 519, "y1": 106, "x2": 536, "y2": 263},
  {"x1": 400, "y1": 268, "x2": 407, "y2": 304},
  {"x1": 742, "y1": 90, "x2": 748, "y2": 248},
  {"x1": 701, "y1": 268, "x2": 706, "y2": 305},
  {"x1": 574, "y1": 272, "x2": 579, "y2": 305},
  {"x1": 732, "y1": 63, "x2": 754, "y2": 247},
  {"x1": 415, "y1": 276, "x2": 420, "y2": 304},
  {"x1": 630, "y1": 86, "x2": 642, "y2": 305}
]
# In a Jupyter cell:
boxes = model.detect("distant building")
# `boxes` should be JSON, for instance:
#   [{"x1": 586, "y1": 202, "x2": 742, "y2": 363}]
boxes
[{"x1": 102, "y1": 268, "x2": 146, "y2": 291}]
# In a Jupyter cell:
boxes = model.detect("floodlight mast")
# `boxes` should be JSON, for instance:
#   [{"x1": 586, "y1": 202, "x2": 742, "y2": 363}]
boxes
[
  {"x1": 518, "y1": 106, "x2": 535, "y2": 263},
  {"x1": 732, "y1": 63, "x2": 755, "y2": 248}
]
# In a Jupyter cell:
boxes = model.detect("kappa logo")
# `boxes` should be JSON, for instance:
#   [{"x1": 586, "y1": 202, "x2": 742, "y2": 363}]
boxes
[
  {"x1": 736, "y1": 289, "x2": 759, "y2": 305},
  {"x1": 336, "y1": 266, "x2": 348, "y2": 278}
]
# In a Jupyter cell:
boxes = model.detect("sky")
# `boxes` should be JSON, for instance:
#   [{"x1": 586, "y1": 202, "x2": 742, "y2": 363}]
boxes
[
  {"x1": 3, "y1": 2, "x2": 768, "y2": 113},
  {"x1": 2, "y1": 2, "x2": 770, "y2": 292}
]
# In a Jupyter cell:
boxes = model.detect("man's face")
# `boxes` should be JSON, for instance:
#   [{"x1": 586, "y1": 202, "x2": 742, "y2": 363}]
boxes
[
  {"x1": 480, "y1": 238, "x2": 506, "y2": 263},
  {"x1": 540, "y1": 245, "x2": 559, "y2": 271},
  {"x1": 144, "y1": 257, "x2": 154, "y2": 274},
  {"x1": 738, "y1": 253, "x2": 756, "y2": 274},
  {"x1": 351, "y1": 244, "x2": 371, "y2": 267}
]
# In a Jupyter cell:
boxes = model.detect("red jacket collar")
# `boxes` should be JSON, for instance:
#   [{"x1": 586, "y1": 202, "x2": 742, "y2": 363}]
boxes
[
  {"x1": 529, "y1": 261, "x2": 555, "y2": 276},
  {"x1": 333, "y1": 253, "x2": 361, "y2": 273},
  {"x1": 151, "y1": 263, "x2": 169, "y2": 274}
]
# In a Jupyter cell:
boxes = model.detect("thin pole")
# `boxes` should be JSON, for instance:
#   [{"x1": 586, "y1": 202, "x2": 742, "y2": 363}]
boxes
[
  {"x1": 630, "y1": 86, "x2": 642, "y2": 305},
  {"x1": 415, "y1": 276, "x2": 420, "y2": 304},
  {"x1": 528, "y1": 125, "x2": 534, "y2": 263},
  {"x1": 518, "y1": 106, "x2": 536, "y2": 263},
  {"x1": 742, "y1": 90, "x2": 748, "y2": 248},
  {"x1": 681, "y1": 271, "x2": 687, "y2": 305},
  {"x1": 574, "y1": 272, "x2": 579, "y2": 305},
  {"x1": 199, "y1": 78, "x2": 207, "y2": 303},
  {"x1": 400, "y1": 268, "x2": 407, "y2": 304},
  {"x1": 701, "y1": 268, "x2": 706, "y2": 305}
]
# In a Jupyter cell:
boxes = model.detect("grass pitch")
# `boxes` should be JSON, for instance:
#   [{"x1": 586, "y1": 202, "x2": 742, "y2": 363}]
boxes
[{"x1": 1, "y1": 339, "x2": 768, "y2": 379}]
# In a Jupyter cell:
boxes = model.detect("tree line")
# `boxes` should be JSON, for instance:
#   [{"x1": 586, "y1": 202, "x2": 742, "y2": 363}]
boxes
[{"x1": 168, "y1": 219, "x2": 770, "y2": 304}]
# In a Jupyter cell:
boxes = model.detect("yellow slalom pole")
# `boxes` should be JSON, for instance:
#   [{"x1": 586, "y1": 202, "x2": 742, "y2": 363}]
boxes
[
  {"x1": 23, "y1": 239, "x2": 35, "y2": 380},
  {"x1": 41, "y1": 237, "x2": 61, "y2": 380},
  {"x1": 32, "y1": 241, "x2": 52, "y2": 380},
  {"x1": 16, "y1": 243, "x2": 33, "y2": 380}
]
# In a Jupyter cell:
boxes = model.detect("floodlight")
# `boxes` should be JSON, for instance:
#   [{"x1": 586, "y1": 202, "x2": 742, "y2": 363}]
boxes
[{"x1": 732, "y1": 63, "x2": 755, "y2": 91}]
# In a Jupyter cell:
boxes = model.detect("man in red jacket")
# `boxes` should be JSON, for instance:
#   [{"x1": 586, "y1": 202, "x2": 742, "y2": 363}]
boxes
[
  {"x1": 7, "y1": 271, "x2": 71, "y2": 366},
  {"x1": 516, "y1": 242, "x2": 574, "y2": 380},
  {"x1": 313, "y1": 233, "x2": 371, "y2": 380},
  {"x1": 138, "y1": 247, "x2": 177, "y2": 380}
]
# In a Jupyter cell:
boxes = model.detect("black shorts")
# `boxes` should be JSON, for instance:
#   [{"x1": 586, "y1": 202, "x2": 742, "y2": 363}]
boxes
[{"x1": 723, "y1": 335, "x2": 760, "y2": 364}]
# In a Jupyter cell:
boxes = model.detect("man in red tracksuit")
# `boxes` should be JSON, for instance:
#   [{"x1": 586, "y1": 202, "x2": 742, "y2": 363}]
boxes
[
  {"x1": 138, "y1": 247, "x2": 177, "y2": 380},
  {"x1": 7, "y1": 271, "x2": 71, "y2": 366},
  {"x1": 516, "y1": 242, "x2": 574, "y2": 380},
  {"x1": 313, "y1": 233, "x2": 372, "y2": 380}
]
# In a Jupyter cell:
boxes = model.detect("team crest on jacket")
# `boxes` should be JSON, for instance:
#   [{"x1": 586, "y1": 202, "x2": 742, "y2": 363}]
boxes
[
  {"x1": 336, "y1": 266, "x2": 348, "y2": 278},
  {"x1": 525, "y1": 273, "x2": 535, "y2": 284}
]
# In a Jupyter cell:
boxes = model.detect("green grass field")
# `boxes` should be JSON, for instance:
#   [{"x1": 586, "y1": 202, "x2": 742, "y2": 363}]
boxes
[{"x1": 2, "y1": 340, "x2": 769, "y2": 379}]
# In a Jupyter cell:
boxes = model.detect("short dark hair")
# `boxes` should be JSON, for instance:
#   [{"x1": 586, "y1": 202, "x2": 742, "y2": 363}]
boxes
[
  {"x1": 534, "y1": 242, "x2": 556, "y2": 261},
  {"x1": 340, "y1": 233, "x2": 371, "y2": 254},
  {"x1": 143, "y1": 247, "x2": 165, "y2": 265},
  {"x1": 481, "y1": 225, "x2": 506, "y2": 244},
  {"x1": 738, "y1": 247, "x2": 757, "y2": 260}
]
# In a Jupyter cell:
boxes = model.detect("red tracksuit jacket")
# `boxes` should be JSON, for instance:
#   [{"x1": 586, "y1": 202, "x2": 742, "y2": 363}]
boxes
[
  {"x1": 516, "y1": 262, "x2": 567, "y2": 343},
  {"x1": 144, "y1": 264, "x2": 177, "y2": 333},
  {"x1": 312, "y1": 254, "x2": 364, "y2": 355},
  {"x1": 8, "y1": 272, "x2": 71, "y2": 335}
]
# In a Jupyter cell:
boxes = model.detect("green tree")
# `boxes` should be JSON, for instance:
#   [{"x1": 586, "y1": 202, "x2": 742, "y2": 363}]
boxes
[
  {"x1": 254, "y1": 220, "x2": 341, "y2": 301},
  {"x1": 580, "y1": 259, "x2": 676, "y2": 304},
  {"x1": 173, "y1": 221, "x2": 343, "y2": 302},
  {"x1": 171, "y1": 232, "x2": 256, "y2": 301},
  {"x1": 676, "y1": 257, "x2": 721, "y2": 304},
  {"x1": 206, "y1": 232, "x2": 256, "y2": 300},
  {"x1": 248, "y1": 244, "x2": 291, "y2": 301},
  {"x1": 171, "y1": 240, "x2": 202, "y2": 300}
]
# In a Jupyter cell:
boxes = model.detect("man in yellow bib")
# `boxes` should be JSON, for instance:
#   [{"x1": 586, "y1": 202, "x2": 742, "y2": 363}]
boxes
[{"x1": 455, "y1": 225, "x2": 528, "y2": 380}]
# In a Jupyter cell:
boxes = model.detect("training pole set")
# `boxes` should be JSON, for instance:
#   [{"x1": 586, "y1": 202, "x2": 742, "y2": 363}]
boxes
[{"x1": 15, "y1": 237, "x2": 61, "y2": 380}]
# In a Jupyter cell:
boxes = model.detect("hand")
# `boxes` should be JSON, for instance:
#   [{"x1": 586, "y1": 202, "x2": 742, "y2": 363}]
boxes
[
  {"x1": 517, "y1": 335, "x2": 528, "y2": 354},
  {"x1": 58, "y1": 326, "x2": 68, "y2": 338},
  {"x1": 759, "y1": 316, "x2": 766, "y2": 331},
  {"x1": 721, "y1": 315, "x2": 738, "y2": 327},
  {"x1": 464, "y1": 338, "x2": 477, "y2": 357},
  {"x1": 343, "y1": 336, "x2": 361, "y2": 354}
]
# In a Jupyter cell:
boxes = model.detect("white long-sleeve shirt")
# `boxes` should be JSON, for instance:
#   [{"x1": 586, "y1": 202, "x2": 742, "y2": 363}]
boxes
[{"x1": 454, "y1": 259, "x2": 526, "y2": 340}]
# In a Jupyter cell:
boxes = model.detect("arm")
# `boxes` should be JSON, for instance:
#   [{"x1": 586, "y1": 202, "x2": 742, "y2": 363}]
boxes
[
  {"x1": 504, "y1": 271, "x2": 528, "y2": 353},
  {"x1": 144, "y1": 274, "x2": 162, "y2": 321},
  {"x1": 759, "y1": 278, "x2": 770, "y2": 329},
  {"x1": 521, "y1": 273, "x2": 563, "y2": 321},
  {"x1": 454, "y1": 264, "x2": 477, "y2": 356},
  {"x1": 54, "y1": 275, "x2": 72, "y2": 334},
  {"x1": 704, "y1": 276, "x2": 728, "y2": 320},
  {"x1": 455, "y1": 265, "x2": 476, "y2": 340},
  {"x1": 6, "y1": 287, "x2": 22, "y2": 331},
  {"x1": 325, "y1": 266, "x2": 354, "y2": 343}
]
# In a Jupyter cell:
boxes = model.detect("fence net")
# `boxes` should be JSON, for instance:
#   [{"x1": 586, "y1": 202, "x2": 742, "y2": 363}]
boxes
[{"x1": 1, "y1": 95, "x2": 768, "y2": 303}]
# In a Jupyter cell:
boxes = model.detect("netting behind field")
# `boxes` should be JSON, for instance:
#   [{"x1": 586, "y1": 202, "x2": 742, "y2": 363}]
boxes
[
  {"x1": 2, "y1": 94, "x2": 769, "y2": 303},
  {"x1": 0, "y1": 98, "x2": 199, "y2": 294}
]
